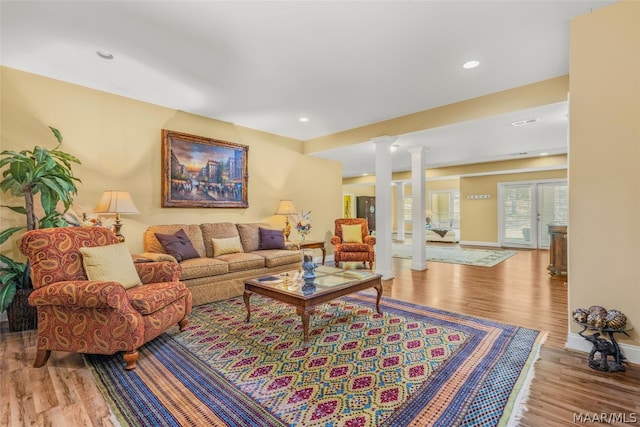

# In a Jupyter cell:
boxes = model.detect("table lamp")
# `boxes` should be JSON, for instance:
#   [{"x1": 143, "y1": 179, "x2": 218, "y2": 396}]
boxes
[
  {"x1": 94, "y1": 190, "x2": 140, "y2": 242},
  {"x1": 274, "y1": 199, "x2": 297, "y2": 241}
]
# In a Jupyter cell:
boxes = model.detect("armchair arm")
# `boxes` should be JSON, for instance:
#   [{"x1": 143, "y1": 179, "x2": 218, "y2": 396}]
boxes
[
  {"x1": 330, "y1": 236, "x2": 342, "y2": 245},
  {"x1": 135, "y1": 261, "x2": 182, "y2": 283},
  {"x1": 28, "y1": 281, "x2": 130, "y2": 311},
  {"x1": 364, "y1": 236, "x2": 376, "y2": 246}
]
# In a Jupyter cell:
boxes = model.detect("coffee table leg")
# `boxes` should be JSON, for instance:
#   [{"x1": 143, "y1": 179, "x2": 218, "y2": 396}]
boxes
[
  {"x1": 374, "y1": 283, "x2": 383, "y2": 314},
  {"x1": 296, "y1": 306, "x2": 312, "y2": 348},
  {"x1": 243, "y1": 290, "x2": 252, "y2": 322}
]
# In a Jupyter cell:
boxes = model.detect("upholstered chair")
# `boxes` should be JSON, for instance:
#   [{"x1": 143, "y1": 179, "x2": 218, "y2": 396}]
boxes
[
  {"x1": 20, "y1": 227, "x2": 192, "y2": 370},
  {"x1": 330, "y1": 218, "x2": 376, "y2": 269}
]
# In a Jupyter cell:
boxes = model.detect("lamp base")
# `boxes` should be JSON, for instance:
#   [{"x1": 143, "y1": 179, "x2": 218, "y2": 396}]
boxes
[
  {"x1": 283, "y1": 217, "x2": 291, "y2": 242},
  {"x1": 113, "y1": 216, "x2": 125, "y2": 242}
]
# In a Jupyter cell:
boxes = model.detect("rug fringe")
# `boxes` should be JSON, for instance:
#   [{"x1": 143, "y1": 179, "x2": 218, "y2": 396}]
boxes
[{"x1": 502, "y1": 331, "x2": 549, "y2": 427}]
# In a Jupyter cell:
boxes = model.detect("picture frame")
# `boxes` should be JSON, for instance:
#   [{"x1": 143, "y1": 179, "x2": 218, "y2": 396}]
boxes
[{"x1": 161, "y1": 130, "x2": 249, "y2": 208}]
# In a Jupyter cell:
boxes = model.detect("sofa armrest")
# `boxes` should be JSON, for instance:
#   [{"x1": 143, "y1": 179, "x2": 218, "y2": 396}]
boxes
[
  {"x1": 28, "y1": 280, "x2": 130, "y2": 311},
  {"x1": 285, "y1": 241, "x2": 301, "y2": 250},
  {"x1": 330, "y1": 236, "x2": 341, "y2": 245},
  {"x1": 137, "y1": 251, "x2": 178, "y2": 263},
  {"x1": 364, "y1": 236, "x2": 376, "y2": 246},
  {"x1": 135, "y1": 261, "x2": 182, "y2": 283}
]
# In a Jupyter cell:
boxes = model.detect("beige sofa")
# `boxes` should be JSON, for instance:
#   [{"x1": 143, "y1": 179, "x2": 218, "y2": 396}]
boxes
[
  {"x1": 426, "y1": 228, "x2": 460, "y2": 243},
  {"x1": 140, "y1": 223, "x2": 301, "y2": 306}
]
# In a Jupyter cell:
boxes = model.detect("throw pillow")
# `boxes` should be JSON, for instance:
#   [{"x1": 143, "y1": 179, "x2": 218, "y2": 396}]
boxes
[
  {"x1": 342, "y1": 224, "x2": 363, "y2": 243},
  {"x1": 258, "y1": 227, "x2": 286, "y2": 250},
  {"x1": 212, "y1": 236, "x2": 244, "y2": 257},
  {"x1": 79, "y1": 243, "x2": 142, "y2": 289},
  {"x1": 154, "y1": 229, "x2": 200, "y2": 262}
]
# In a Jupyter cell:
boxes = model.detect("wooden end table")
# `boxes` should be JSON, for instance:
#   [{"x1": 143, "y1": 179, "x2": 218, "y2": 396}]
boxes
[
  {"x1": 244, "y1": 266, "x2": 382, "y2": 347},
  {"x1": 299, "y1": 240, "x2": 326, "y2": 265}
]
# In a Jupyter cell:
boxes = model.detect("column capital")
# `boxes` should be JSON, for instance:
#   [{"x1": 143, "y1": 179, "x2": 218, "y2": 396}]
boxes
[
  {"x1": 370, "y1": 135, "x2": 398, "y2": 145},
  {"x1": 408, "y1": 146, "x2": 429, "y2": 155}
]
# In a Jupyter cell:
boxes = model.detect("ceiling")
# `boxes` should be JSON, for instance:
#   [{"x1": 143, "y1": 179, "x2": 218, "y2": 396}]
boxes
[{"x1": 0, "y1": 1, "x2": 614, "y2": 177}]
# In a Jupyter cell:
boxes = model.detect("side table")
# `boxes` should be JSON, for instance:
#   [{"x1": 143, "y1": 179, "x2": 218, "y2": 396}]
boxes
[
  {"x1": 575, "y1": 320, "x2": 632, "y2": 372},
  {"x1": 299, "y1": 240, "x2": 326, "y2": 265}
]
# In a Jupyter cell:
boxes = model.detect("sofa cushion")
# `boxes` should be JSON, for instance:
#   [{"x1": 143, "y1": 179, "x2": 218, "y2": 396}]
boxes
[
  {"x1": 339, "y1": 243, "x2": 371, "y2": 252},
  {"x1": 154, "y1": 229, "x2": 200, "y2": 262},
  {"x1": 212, "y1": 236, "x2": 244, "y2": 257},
  {"x1": 253, "y1": 249, "x2": 302, "y2": 268},
  {"x1": 144, "y1": 224, "x2": 206, "y2": 257},
  {"x1": 200, "y1": 223, "x2": 240, "y2": 258},
  {"x1": 215, "y1": 252, "x2": 265, "y2": 272},
  {"x1": 236, "y1": 223, "x2": 270, "y2": 253},
  {"x1": 178, "y1": 257, "x2": 229, "y2": 280},
  {"x1": 79, "y1": 243, "x2": 142, "y2": 289},
  {"x1": 126, "y1": 281, "x2": 189, "y2": 315},
  {"x1": 258, "y1": 227, "x2": 286, "y2": 250}
]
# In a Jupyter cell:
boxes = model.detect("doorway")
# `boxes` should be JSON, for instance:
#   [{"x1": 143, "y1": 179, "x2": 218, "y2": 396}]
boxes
[{"x1": 498, "y1": 180, "x2": 567, "y2": 248}]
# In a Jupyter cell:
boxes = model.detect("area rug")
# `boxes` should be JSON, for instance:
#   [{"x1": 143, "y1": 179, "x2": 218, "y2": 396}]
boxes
[
  {"x1": 392, "y1": 244, "x2": 517, "y2": 267},
  {"x1": 86, "y1": 293, "x2": 545, "y2": 427}
]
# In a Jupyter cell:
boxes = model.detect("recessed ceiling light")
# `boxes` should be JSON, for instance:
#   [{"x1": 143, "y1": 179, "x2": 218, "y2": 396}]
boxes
[
  {"x1": 96, "y1": 51, "x2": 114, "y2": 60},
  {"x1": 463, "y1": 60, "x2": 480, "y2": 69},
  {"x1": 390, "y1": 144, "x2": 399, "y2": 153},
  {"x1": 298, "y1": 117, "x2": 309, "y2": 122},
  {"x1": 540, "y1": 152, "x2": 549, "y2": 156},
  {"x1": 362, "y1": 173, "x2": 368, "y2": 176}
]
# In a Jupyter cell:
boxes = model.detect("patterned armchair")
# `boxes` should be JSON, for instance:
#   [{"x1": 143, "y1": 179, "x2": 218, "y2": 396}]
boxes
[
  {"x1": 330, "y1": 218, "x2": 376, "y2": 269},
  {"x1": 20, "y1": 227, "x2": 192, "y2": 370}
]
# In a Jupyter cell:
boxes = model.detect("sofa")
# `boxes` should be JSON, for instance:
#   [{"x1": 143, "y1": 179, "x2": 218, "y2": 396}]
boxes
[
  {"x1": 140, "y1": 223, "x2": 302, "y2": 306},
  {"x1": 426, "y1": 228, "x2": 460, "y2": 243}
]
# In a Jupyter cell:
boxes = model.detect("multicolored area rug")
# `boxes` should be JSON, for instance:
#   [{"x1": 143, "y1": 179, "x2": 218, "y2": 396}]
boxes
[
  {"x1": 392, "y1": 244, "x2": 517, "y2": 267},
  {"x1": 86, "y1": 293, "x2": 545, "y2": 427}
]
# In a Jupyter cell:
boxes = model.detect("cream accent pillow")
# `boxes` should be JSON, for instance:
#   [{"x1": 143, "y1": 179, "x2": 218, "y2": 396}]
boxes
[
  {"x1": 79, "y1": 243, "x2": 142, "y2": 289},
  {"x1": 342, "y1": 224, "x2": 363, "y2": 243},
  {"x1": 212, "y1": 236, "x2": 244, "y2": 257}
]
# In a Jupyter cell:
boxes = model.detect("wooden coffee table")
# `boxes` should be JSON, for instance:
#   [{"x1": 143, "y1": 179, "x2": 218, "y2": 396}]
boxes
[{"x1": 244, "y1": 266, "x2": 382, "y2": 347}]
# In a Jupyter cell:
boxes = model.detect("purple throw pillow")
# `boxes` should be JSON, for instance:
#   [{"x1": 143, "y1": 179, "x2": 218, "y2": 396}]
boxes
[
  {"x1": 258, "y1": 227, "x2": 286, "y2": 250},
  {"x1": 154, "y1": 229, "x2": 200, "y2": 262}
]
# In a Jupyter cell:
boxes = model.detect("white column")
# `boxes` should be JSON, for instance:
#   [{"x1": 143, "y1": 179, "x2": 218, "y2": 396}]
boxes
[
  {"x1": 395, "y1": 182, "x2": 406, "y2": 241},
  {"x1": 372, "y1": 136, "x2": 397, "y2": 280},
  {"x1": 408, "y1": 146, "x2": 427, "y2": 271}
]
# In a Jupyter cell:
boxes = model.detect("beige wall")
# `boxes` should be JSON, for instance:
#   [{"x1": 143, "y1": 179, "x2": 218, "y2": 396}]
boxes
[
  {"x1": 569, "y1": 1, "x2": 639, "y2": 346},
  {"x1": 460, "y1": 169, "x2": 567, "y2": 243},
  {"x1": 0, "y1": 67, "x2": 343, "y2": 258}
]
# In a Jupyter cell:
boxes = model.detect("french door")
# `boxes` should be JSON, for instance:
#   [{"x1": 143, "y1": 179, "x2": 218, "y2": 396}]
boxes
[{"x1": 498, "y1": 180, "x2": 567, "y2": 249}]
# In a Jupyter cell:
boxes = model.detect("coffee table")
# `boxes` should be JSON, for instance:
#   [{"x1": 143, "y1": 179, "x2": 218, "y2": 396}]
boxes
[{"x1": 243, "y1": 265, "x2": 383, "y2": 347}]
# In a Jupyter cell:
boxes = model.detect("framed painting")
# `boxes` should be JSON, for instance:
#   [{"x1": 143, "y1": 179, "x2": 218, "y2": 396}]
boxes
[
  {"x1": 343, "y1": 193, "x2": 355, "y2": 218},
  {"x1": 162, "y1": 130, "x2": 249, "y2": 208}
]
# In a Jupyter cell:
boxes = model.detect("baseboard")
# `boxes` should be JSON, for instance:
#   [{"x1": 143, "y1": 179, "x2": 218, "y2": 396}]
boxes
[
  {"x1": 566, "y1": 332, "x2": 640, "y2": 365},
  {"x1": 458, "y1": 240, "x2": 501, "y2": 248}
]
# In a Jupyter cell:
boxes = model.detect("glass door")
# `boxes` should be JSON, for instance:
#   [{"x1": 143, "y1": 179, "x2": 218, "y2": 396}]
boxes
[{"x1": 499, "y1": 180, "x2": 567, "y2": 249}]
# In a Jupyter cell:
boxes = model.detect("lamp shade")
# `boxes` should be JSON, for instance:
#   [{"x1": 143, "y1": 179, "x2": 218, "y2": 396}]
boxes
[
  {"x1": 274, "y1": 199, "x2": 297, "y2": 216},
  {"x1": 94, "y1": 190, "x2": 140, "y2": 215}
]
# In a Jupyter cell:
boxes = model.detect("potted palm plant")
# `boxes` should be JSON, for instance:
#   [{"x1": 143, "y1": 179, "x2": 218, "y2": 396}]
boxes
[{"x1": 0, "y1": 126, "x2": 81, "y2": 331}]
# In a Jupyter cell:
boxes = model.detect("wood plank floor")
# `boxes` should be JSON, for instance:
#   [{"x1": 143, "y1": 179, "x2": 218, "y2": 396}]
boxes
[{"x1": 1, "y1": 246, "x2": 639, "y2": 426}]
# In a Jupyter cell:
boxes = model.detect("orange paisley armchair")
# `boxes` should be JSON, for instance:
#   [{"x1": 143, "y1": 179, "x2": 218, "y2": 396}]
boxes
[
  {"x1": 330, "y1": 218, "x2": 376, "y2": 269},
  {"x1": 20, "y1": 227, "x2": 192, "y2": 370}
]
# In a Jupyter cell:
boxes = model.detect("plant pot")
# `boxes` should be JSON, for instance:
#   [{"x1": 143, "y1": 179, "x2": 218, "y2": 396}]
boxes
[{"x1": 7, "y1": 289, "x2": 37, "y2": 332}]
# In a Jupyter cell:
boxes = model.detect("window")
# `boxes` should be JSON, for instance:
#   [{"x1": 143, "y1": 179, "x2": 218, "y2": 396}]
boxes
[
  {"x1": 403, "y1": 197, "x2": 412, "y2": 221},
  {"x1": 429, "y1": 191, "x2": 460, "y2": 229}
]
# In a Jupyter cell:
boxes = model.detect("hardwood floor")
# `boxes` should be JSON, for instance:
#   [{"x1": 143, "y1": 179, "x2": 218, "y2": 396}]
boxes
[{"x1": 1, "y1": 246, "x2": 639, "y2": 426}]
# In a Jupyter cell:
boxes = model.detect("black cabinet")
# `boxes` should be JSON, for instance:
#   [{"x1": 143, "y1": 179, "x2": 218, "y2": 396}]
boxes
[{"x1": 356, "y1": 196, "x2": 375, "y2": 233}]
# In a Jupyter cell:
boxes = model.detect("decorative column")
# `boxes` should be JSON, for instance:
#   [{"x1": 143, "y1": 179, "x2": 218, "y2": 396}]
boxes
[
  {"x1": 395, "y1": 182, "x2": 406, "y2": 241},
  {"x1": 372, "y1": 136, "x2": 397, "y2": 280},
  {"x1": 408, "y1": 146, "x2": 427, "y2": 271}
]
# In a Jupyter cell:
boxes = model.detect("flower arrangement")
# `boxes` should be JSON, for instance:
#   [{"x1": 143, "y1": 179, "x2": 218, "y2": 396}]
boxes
[{"x1": 295, "y1": 210, "x2": 311, "y2": 240}]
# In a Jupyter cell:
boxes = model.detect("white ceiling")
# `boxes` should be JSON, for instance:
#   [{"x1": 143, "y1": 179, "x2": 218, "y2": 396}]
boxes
[{"x1": 0, "y1": 1, "x2": 614, "y2": 177}]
